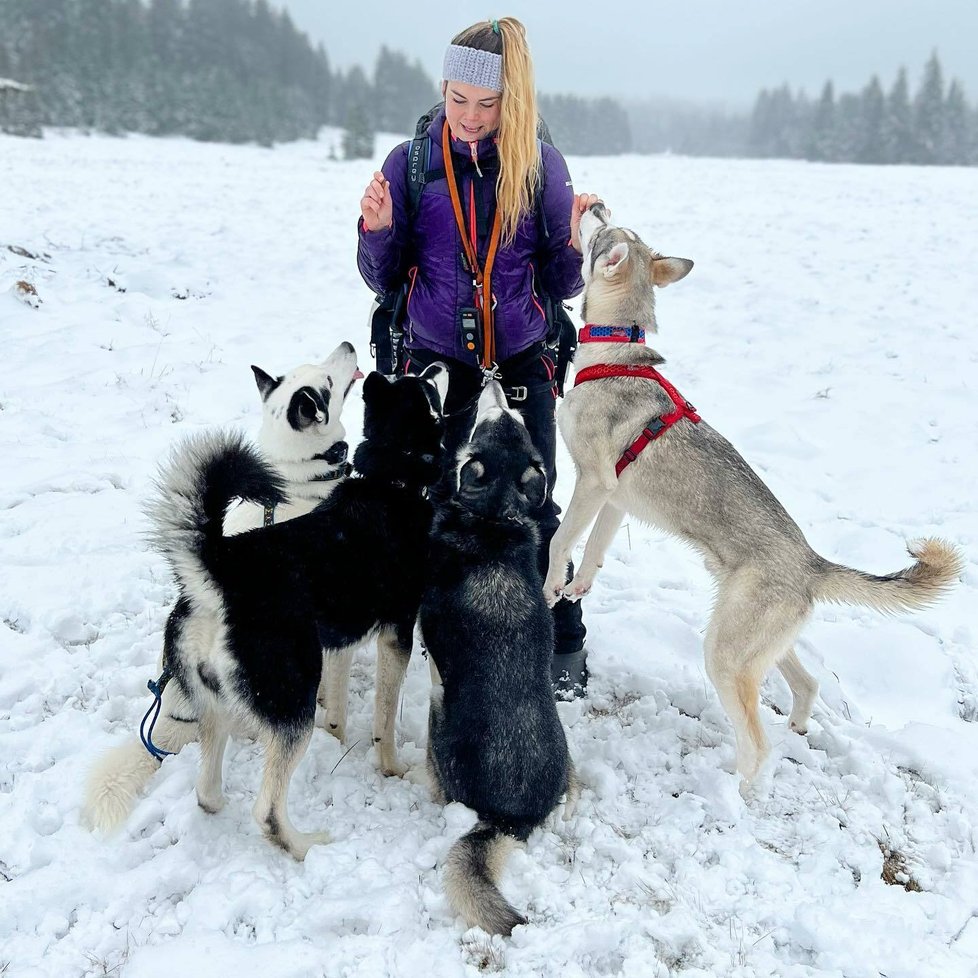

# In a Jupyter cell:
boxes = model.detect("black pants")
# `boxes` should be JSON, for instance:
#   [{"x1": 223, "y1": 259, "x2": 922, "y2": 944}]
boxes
[{"x1": 405, "y1": 343, "x2": 586, "y2": 655}]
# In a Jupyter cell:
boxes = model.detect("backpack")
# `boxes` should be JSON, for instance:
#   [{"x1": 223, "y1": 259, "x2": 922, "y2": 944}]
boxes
[{"x1": 369, "y1": 104, "x2": 578, "y2": 392}]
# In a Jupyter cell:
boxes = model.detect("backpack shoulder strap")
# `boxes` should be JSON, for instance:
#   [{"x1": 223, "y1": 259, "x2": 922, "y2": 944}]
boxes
[
  {"x1": 406, "y1": 125, "x2": 549, "y2": 232},
  {"x1": 405, "y1": 135, "x2": 429, "y2": 219},
  {"x1": 404, "y1": 103, "x2": 444, "y2": 219}
]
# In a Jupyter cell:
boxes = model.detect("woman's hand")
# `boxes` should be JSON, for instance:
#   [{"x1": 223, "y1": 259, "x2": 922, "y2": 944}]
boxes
[
  {"x1": 569, "y1": 193, "x2": 603, "y2": 252},
  {"x1": 361, "y1": 171, "x2": 393, "y2": 231}
]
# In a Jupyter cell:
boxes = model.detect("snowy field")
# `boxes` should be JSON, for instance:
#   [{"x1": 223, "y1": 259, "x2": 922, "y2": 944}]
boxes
[{"x1": 1, "y1": 128, "x2": 977, "y2": 978}]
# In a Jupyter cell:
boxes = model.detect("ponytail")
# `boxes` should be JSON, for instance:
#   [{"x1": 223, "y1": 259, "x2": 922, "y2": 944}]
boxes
[{"x1": 451, "y1": 17, "x2": 541, "y2": 244}]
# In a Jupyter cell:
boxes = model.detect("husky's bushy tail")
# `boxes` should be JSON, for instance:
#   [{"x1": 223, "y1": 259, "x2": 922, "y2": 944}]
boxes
[
  {"x1": 83, "y1": 431, "x2": 285, "y2": 833},
  {"x1": 815, "y1": 538, "x2": 964, "y2": 614},
  {"x1": 444, "y1": 822, "x2": 527, "y2": 936},
  {"x1": 145, "y1": 430, "x2": 286, "y2": 609},
  {"x1": 83, "y1": 709, "x2": 198, "y2": 831}
]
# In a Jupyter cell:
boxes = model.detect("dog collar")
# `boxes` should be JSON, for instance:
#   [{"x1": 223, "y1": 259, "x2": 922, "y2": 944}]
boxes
[
  {"x1": 263, "y1": 448, "x2": 353, "y2": 524},
  {"x1": 574, "y1": 363, "x2": 701, "y2": 477},
  {"x1": 579, "y1": 324, "x2": 646, "y2": 344},
  {"x1": 312, "y1": 461, "x2": 353, "y2": 483}
]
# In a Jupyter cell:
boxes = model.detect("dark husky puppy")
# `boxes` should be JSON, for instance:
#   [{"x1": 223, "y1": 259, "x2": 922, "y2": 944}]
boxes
[
  {"x1": 422, "y1": 382, "x2": 578, "y2": 936},
  {"x1": 145, "y1": 367, "x2": 448, "y2": 860}
]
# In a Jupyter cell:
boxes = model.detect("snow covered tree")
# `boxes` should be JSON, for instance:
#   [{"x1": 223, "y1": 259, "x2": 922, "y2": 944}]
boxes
[
  {"x1": 373, "y1": 46, "x2": 438, "y2": 134},
  {"x1": 749, "y1": 84, "x2": 808, "y2": 159},
  {"x1": 145, "y1": 0, "x2": 188, "y2": 135},
  {"x1": 341, "y1": 66, "x2": 375, "y2": 159},
  {"x1": 833, "y1": 93, "x2": 864, "y2": 162},
  {"x1": 535, "y1": 92, "x2": 632, "y2": 155},
  {"x1": 808, "y1": 81, "x2": 837, "y2": 161},
  {"x1": 882, "y1": 67, "x2": 915, "y2": 163},
  {"x1": 942, "y1": 78, "x2": 972, "y2": 165},
  {"x1": 914, "y1": 51, "x2": 945, "y2": 164},
  {"x1": 855, "y1": 76, "x2": 886, "y2": 164}
]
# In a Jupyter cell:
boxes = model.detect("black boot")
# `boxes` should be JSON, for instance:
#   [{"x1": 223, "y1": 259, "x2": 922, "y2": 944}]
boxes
[
  {"x1": 550, "y1": 588, "x2": 588, "y2": 699},
  {"x1": 551, "y1": 645, "x2": 588, "y2": 699}
]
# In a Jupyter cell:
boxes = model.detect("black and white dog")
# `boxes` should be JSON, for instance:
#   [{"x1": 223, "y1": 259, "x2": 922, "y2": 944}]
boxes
[
  {"x1": 423, "y1": 382, "x2": 578, "y2": 935},
  {"x1": 84, "y1": 343, "x2": 362, "y2": 832},
  {"x1": 107, "y1": 368, "x2": 447, "y2": 859},
  {"x1": 227, "y1": 344, "x2": 363, "y2": 532}
]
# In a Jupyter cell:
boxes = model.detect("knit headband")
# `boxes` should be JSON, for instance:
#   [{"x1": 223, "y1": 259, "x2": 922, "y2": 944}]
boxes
[{"x1": 442, "y1": 44, "x2": 503, "y2": 92}]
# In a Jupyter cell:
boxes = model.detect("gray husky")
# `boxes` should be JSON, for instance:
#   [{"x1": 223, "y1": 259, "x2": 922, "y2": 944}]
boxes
[
  {"x1": 423, "y1": 383, "x2": 579, "y2": 935},
  {"x1": 544, "y1": 203, "x2": 963, "y2": 785}
]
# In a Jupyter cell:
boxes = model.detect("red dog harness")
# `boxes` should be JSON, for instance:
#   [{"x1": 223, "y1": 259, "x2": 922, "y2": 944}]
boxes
[{"x1": 574, "y1": 324, "x2": 701, "y2": 477}]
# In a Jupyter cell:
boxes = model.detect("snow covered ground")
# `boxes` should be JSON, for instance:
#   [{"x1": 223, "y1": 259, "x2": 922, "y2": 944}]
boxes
[{"x1": 1, "y1": 128, "x2": 976, "y2": 978}]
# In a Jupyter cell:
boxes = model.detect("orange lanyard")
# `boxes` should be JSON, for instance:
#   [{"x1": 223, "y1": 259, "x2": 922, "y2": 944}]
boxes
[{"x1": 442, "y1": 120, "x2": 502, "y2": 369}]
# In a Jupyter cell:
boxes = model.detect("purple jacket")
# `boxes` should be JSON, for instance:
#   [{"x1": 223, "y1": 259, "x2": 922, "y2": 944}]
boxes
[{"x1": 357, "y1": 108, "x2": 583, "y2": 364}]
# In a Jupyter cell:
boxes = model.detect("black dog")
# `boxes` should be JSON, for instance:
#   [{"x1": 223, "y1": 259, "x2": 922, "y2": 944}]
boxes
[
  {"x1": 146, "y1": 367, "x2": 447, "y2": 859},
  {"x1": 422, "y1": 381, "x2": 578, "y2": 935}
]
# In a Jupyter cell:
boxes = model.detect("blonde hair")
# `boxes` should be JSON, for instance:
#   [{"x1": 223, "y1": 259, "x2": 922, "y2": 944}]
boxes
[{"x1": 451, "y1": 17, "x2": 541, "y2": 244}]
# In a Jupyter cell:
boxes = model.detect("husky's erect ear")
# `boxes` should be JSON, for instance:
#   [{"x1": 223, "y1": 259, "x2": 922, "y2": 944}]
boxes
[
  {"x1": 251, "y1": 365, "x2": 279, "y2": 401},
  {"x1": 651, "y1": 256, "x2": 694, "y2": 287},
  {"x1": 602, "y1": 242, "x2": 630, "y2": 279},
  {"x1": 419, "y1": 362, "x2": 449, "y2": 413},
  {"x1": 363, "y1": 370, "x2": 394, "y2": 405},
  {"x1": 519, "y1": 462, "x2": 547, "y2": 510}
]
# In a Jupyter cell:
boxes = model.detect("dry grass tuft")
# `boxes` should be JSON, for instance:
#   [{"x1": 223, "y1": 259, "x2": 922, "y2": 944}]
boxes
[{"x1": 878, "y1": 840, "x2": 923, "y2": 892}]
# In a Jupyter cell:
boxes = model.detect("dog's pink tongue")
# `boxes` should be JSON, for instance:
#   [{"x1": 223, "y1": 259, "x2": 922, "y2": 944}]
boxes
[{"x1": 354, "y1": 369, "x2": 365, "y2": 380}]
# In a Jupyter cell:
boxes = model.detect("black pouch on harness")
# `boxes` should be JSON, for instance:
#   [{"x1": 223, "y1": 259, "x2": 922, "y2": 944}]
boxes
[
  {"x1": 369, "y1": 285, "x2": 408, "y2": 375},
  {"x1": 543, "y1": 295, "x2": 578, "y2": 397}
]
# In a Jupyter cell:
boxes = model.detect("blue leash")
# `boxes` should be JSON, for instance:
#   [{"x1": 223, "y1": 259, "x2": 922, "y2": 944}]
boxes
[{"x1": 139, "y1": 665, "x2": 176, "y2": 761}]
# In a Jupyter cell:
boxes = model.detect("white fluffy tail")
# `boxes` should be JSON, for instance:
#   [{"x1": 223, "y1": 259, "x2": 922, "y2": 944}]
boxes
[
  {"x1": 82, "y1": 739, "x2": 163, "y2": 832},
  {"x1": 83, "y1": 704, "x2": 200, "y2": 832},
  {"x1": 815, "y1": 537, "x2": 964, "y2": 614},
  {"x1": 444, "y1": 822, "x2": 526, "y2": 936}
]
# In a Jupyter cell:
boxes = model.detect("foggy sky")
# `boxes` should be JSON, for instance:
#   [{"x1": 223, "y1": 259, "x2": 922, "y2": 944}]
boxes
[{"x1": 275, "y1": 0, "x2": 978, "y2": 108}]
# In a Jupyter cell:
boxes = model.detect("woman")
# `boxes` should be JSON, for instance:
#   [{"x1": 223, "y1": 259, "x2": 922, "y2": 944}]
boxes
[{"x1": 357, "y1": 16, "x2": 597, "y2": 694}]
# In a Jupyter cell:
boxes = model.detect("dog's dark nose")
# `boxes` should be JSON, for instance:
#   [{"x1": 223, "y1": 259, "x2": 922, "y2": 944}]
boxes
[{"x1": 500, "y1": 499, "x2": 522, "y2": 521}]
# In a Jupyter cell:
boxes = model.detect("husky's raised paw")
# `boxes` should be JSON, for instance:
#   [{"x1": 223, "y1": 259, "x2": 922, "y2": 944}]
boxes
[
  {"x1": 562, "y1": 574, "x2": 594, "y2": 601},
  {"x1": 542, "y1": 576, "x2": 566, "y2": 608}
]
